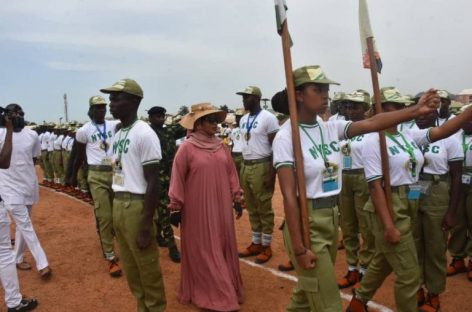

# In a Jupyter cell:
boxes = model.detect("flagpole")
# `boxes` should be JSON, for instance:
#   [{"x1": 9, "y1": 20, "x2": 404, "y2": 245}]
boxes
[
  {"x1": 366, "y1": 37, "x2": 394, "y2": 220},
  {"x1": 280, "y1": 20, "x2": 311, "y2": 248}
]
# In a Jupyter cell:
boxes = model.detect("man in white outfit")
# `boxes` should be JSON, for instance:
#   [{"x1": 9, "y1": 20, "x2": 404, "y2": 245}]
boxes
[
  {"x1": 0, "y1": 107, "x2": 38, "y2": 312},
  {"x1": 0, "y1": 104, "x2": 52, "y2": 280}
]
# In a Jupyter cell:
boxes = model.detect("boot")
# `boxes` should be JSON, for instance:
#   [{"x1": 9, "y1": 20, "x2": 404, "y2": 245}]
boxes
[
  {"x1": 238, "y1": 243, "x2": 263, "y2": 258},
  {"x1": 418, "y1": 293, "x2": 440, "y2": 312},
  {"x1": 156, "y1": 235, "x2": 167, "y2": 247},
  {"x1": 446, "y1": 257, "x2": 466, "y2": 276},
  {"x1": 337, "y1": 269, "x2": 360, "y2": 289},
  {"x1": 417, "y1": 287, "x2": 426, "y2": 307},
  {"x1": 169, "y1": 245, "x2": 181, "y2": 263},
  {"x1": 255, "y1": 245, "x2": 272, "y2": 264},
  {"x1": 346, "y1": 290, "x2": 368, "y2": 312},
  {"x1": 278, "y1": 260, "x2": 294, "y2": 272}
]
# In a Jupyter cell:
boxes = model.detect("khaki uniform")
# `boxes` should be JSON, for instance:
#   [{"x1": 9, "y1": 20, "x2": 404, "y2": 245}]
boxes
[
  {"x1": 88, "y1": 168, "x2": 115, "y2": 259},
  {"x1": 283, "y1": 200, "x2": 342, "y2": 312},
  {"x1": 356, "y1": 187, "x2": 420, "y2": 312},
  {"x1": 113, "y1": 193, "x2": 166, "y2": 312},
  {"x1": 240, "y1": 159, "x2": 275, "y2": 234},
  {"x1": 52, "y1": 150, "x2": 64, "y2": 183},
  {"x1": 448, "y1": 167, "x2": 472, "y2": 258},
  {"x1": 339, "y1": 170, "x2": 375, "y2": 269},
  {"x1": 232, "y1": 152, "x2": 243, "y2": 179},
  {"x1": 415, "y1": 175, "x2": 449, "y2": 294},
  {"x1": 41, "y1": 150, "x2": 54, "y2": 180}
]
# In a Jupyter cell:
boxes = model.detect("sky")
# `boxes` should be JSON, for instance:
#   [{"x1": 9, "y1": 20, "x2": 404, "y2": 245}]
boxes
[{"x1": 0, "y1": 0, "x2": 471, "y2": 123}]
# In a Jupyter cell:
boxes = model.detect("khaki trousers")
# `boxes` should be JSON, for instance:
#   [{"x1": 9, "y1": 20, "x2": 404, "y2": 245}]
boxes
[
  {"x1": 448, "y1": 182, "x2": 472, "y2": 258},
  {"x1": 339, "y1": 171, "x2": 375, "y2": 268},
  {"x1": 113, "y1": 194, "x2": 166, "y2": 312},
  {"x1": 356, "y1": 189, "x2": 420, "y2": 312},
  {"x1": 240, "y1": 160, "x2": 274, "y2": 234},
  {"x1": 283, "y1": 202, "x2": 342, "y2": 312}
]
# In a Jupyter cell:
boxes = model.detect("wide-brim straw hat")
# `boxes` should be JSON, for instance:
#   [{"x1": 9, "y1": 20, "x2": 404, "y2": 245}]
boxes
[{"x1": 179, "y1": 102, "x2": 227, "y2": 130}]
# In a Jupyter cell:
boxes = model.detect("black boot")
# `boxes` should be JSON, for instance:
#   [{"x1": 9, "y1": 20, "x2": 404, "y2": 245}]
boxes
[{"x1": 169, "y1": 245, "x2": 181, "y2": 263}]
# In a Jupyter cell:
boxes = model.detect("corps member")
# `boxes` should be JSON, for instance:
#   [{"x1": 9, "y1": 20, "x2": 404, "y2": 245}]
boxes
[{"x1": 271, "y1": 67, "x2": 440, "y2": 312}]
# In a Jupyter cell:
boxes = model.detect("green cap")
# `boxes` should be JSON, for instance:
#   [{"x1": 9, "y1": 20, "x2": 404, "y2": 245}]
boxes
[
  {"x1": 236, "y1": 86, "x2": 262, "y2": 97},
  {"x1": 293, "y1": 65, "x2": 340, "y2": 87},
  {"x1": 100, "y1": 78, "x2": 144, "y2": 98},
  {"x1": 345, "y1": 89, "x2": 371, "y2": 105},
  {"x1": 378, "y1": 87, "x2": 413, "y2": 105},
  {"x1": 89, "y1": 95, "x2": 107, "y2": 106},
  {"x1": 437, "y1": 89, "x2": 452, "y2": 100},
  {"x1": 332, "y1": 92, "x2": 347, "y2": 103},
  {"x1": 234, "y1": 108, "x2": 245, "y2": 116}
]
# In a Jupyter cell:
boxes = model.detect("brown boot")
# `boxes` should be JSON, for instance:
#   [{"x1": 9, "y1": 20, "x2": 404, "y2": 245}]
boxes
[
  {"x1": 468, "y1": 260, "x2": 472, "y2": 281},
  {"x1": 238, "y1": 243, "x2": 263, "y2": 258},
  {"x1": 446, "y1": 258, "x2": 466, "y2": 276},
  {"x1": 337, "y1": 270, "x2": 360, "y2": 289},
  {"x1": 278, "y1": 260, "x2": 294, "y2": 271},
  {"x1": 346, "y1": 290, "x2": 368, "y2": 312},
  {"x1": 417, "y1": 287, "x2": 426, "y2": 307},
  {"x1": 255, "y1": 245, "x2": 272, "y2": 264},
  {"x1": 418, "y1": 293, "x2": 440, "y2": 312}
]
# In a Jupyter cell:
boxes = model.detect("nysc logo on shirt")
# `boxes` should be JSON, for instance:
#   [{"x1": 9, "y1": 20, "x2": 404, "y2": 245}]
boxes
[
  {"x1": 421, "y1": 144, "x2": 440, "y2": 154},
  {"x1": 388, "y1": 141, "x2": 419, "y2": 156},
  {"x1": 113, "y1": 139, "x2": 130, "y2": 154},
  {"x1": 241, "y1": 121, "x2": 258, "y2": 130},
  {"x1": 91, "y1": 131, "x2": 113, "y2": 143},
  {"x1": 309, "y1": 141, "x2": 340, "y2": 160}
]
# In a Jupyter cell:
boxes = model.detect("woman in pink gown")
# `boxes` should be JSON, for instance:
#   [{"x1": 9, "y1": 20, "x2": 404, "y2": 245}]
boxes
[{"x1": 168, "y1": 103, "x2": 244, "y2": 311}]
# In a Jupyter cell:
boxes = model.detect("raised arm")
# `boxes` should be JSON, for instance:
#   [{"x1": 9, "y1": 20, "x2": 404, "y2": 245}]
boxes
[
  {"x1": 429, "y1": 107, "x2": 472, "y2": 142},
  {"x1": 347, "y1": 89, "x2": 440, "y2": 138}
]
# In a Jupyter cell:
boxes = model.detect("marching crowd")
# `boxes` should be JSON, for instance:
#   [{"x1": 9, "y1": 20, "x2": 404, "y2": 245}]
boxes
[{"x1": 0, "y1": 67, "x2": 471, "y2": 312}]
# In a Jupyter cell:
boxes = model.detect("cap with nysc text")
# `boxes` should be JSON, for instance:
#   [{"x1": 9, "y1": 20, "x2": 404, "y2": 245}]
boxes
[
  {"x1": 100, "y1": 78, "x2": 144, "y2": 98},
  {"x1": 236, "y1": 86, "x2": 262, "y2": 97},
  {"x1": 89, "y1": 95, "x2": 107, "y2": 106},
  {"x1": 147, "y1": 106, "x2": 166, "y2": 116},
  {"x1": 293, "y1": 65, "x2": 340, "y2": 88},
  {"x1": 378, "y1": 87, "x2": 413, "y2": 105}
]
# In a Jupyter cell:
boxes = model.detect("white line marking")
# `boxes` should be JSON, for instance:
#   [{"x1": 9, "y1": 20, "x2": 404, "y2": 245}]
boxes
[
  {"x1": 47, "y1": 188, "x2": 392, "y2": 312},
  {"x1": 173, "y1": 235, "x2": 392, "y2": 312}
]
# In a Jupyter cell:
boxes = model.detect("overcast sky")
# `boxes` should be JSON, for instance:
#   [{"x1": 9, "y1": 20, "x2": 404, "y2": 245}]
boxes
[{"x1": 0, "y1": 0, "x2": 471, "y2": 123}]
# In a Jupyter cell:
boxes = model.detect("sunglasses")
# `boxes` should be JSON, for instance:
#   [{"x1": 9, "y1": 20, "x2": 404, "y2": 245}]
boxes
[{"x1": 203, "y1": 116, "x2": 219, "y2": 124}]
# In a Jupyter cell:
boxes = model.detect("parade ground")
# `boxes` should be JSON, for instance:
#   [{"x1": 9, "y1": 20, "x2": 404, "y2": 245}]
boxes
[{"x1": 0, "y1": 167, "x2": 471, "y2": 312}]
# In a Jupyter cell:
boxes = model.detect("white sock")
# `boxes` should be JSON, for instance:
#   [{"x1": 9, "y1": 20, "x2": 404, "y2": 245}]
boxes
[
  {"x1": 252, "y1": 232, "x2": 262, "y2": 244},
  {"x1": 348, "y1": 265, "x2": 357, "y2": 272},
  {"x1": 262, "y1": 233, "x2": 272, "y2": 247}
]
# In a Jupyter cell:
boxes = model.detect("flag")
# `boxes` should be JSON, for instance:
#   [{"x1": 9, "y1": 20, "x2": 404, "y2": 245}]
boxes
[
  {"x1": 359, "y1": 0, "x2": 382, "y2": 73},
  {"x1": 275, "y1": 0, "x2": 293, "y2": 46}
]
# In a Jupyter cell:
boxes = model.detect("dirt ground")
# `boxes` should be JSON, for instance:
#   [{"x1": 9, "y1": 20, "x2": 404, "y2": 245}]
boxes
[{"x1": 1, "y1": 167, "x2": 471, "y2": 312}]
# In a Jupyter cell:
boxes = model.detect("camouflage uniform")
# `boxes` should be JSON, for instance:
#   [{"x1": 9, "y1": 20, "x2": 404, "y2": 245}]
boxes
[{"x1": 152, "y1": 124, "x2": 177, "y2": 248}]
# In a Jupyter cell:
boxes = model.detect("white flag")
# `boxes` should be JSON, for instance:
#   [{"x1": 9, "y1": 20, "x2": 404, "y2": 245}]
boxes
[{"x1": 359, "y1": 0, "x2": 382, "y2": 73}]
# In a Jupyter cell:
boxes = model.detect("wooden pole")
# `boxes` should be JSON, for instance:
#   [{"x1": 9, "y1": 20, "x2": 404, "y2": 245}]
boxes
[
  {"x1": 280, "y1": 20, "x2": 311, "y2": 248},
  {"x1": 366, "y1": 37, "x2": 394, "y2": 220}
]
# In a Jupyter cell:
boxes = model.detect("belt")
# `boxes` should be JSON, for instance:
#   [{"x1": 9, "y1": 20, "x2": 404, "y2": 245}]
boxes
[
  {"x1": 232, "y1": 152, "x2": 242, "y2": 156},
  {"x1": 390, "y1": 185, "x2": 409, "y2": 194},
  {"x1": 114, "y1": 192, "x2": 145, "y2": 200},
  {"x1": 308, "y1": 195, "x2": 338, "y2": 210},
  {"x1": 419, "y1": 173, "x2": 448, "y2": 182},
  {"x1": 243, "y1": 157, "x2": 271, "y2": 165},
  {"x1": 88, "y1": 165, "x2": 113, "y2": 172},
  {"x1": 342, "y1": 168, "x2": 364, "y2": 174},
  {"x1": 41, "y1": 149, "x2": 47, "y2": 152},
  {"x1": 464, "y1": 166, "x2": 472, "y2": 174},
  {"x1": 54, "y1": 149, "x2": 62, "y2": 151}
]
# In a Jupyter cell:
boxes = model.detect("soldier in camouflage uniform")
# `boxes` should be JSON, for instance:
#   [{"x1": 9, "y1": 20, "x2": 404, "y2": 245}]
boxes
[{"x1": 148, "y1": 106, "x2": 181, "y2": 263}]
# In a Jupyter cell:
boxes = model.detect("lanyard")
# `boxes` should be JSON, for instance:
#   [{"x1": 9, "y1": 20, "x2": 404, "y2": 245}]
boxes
[
  {"x1": 246, "y1": 111, "x2": 261, "y2": 136},
  {"x1": 93, "y1": 121, "x2": 108, "y2": 142},
  {"x1": 116, "y1": 120, "x2": 138, "y2": 162},
  {"x1": 463, "y1": 133, "x2": 472, "y2": 165},
  {"x1": 300, "y1": 123, "x2": 330, "y2": 169},
  {"x1": 386, "y1": 131, "x2": 418, "y2": 177},
  {"x1": 400, "y1": 121, "x2": 415, "y2": 131}
]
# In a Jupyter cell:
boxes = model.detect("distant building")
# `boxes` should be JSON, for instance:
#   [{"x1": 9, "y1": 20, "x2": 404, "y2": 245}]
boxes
[{"x1": 457, "y1": 89, "x2": 472, "y2": 104}]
